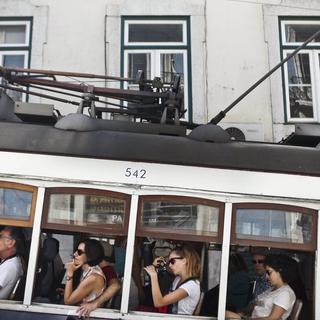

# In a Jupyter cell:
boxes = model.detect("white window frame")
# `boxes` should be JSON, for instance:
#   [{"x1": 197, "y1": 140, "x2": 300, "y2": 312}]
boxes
[
  {"x1": 0, "y1": 20, "x2": 31, "y2": 47},
  {"x1": 281, "y1": 20, "x2": 320, "y2": 123},
  {"x1": 283, "y1": 49, "x2": 320, "y2": 122},
  {"x1": 281, "y1": 20, "x2": 320, "y2": 46},
  {"x1": 124, "y1": 20, "x2": 187, "y2": 46},
  {"x1": 123, "y1": 49, "x2": 189, "y2": 120}
]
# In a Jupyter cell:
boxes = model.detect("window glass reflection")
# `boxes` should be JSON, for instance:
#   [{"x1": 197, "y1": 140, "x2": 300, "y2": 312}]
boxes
[
  {"x1": 48, "y1": 194, "x2": 125, "y2": 226},
  {"x1": 285, "y1": 24, "x2": 320, "y2": 43},
  {"x1": 128, "y1": 24, "x2": 183, "y2": 43},
  {"x1": 142, "y1": 200, "x2": 219, "y2": 236},
  {"x1": 236, "y1": 208, "x2": 312, "y2": 244},
  {"x1": 128, "y1": 53, "x2": 151, "y2": 80},
  {"x1": 0, "y1": 188, "x2": 32, "y2": 220},
  {"x1": 287, "y1": 53, "x2": 313, "y2": 118},
  {"x1": 0, "y1": 25, "x2": 26, "y2": 44}
]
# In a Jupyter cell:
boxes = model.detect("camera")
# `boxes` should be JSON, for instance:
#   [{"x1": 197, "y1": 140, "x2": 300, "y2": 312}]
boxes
[{"x1": 155, "y1": 259, "x2": 167, "y2": 273}]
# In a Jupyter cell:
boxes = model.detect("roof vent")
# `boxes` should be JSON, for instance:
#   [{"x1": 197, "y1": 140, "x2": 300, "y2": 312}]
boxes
[{"x1": 188, "y1": 124, "x2": 230, "y2": 143}]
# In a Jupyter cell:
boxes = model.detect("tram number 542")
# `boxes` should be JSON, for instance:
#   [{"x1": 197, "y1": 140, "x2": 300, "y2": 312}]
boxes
[{"x1": 125, "y1": 168, "x2": 147, "y2": 179}]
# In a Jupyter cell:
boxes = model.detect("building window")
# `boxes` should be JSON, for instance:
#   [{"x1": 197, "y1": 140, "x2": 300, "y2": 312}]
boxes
[
  {"x1": 280, "y1": 19, "x2": 320, "y2": 122},
  {"x1": 0, "y1": 19, "x2": 32, "y2": 101},
  {"x1": 122, "y1": 17, "x2": 191, "y2": 121}
]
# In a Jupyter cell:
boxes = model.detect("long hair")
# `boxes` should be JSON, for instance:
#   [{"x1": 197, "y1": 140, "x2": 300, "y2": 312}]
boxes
[
  {"x1": 171, "y1": 245, "x2": 201, "y2": 278},
  {"x1": 81, "y1": 238, "x2": 104, "y2": 267},
  {"x1": 264, "y1": 254, "x2": 295, "y2": 284}
]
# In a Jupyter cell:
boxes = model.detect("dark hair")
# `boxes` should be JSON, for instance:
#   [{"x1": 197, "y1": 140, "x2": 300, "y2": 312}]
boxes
[
  {"x1": 81, "y1": 238, "x2": 104, "y2": 267},
  {"x1": 2, "y1": 226, "x2": 26, "y2": 255},
  {"x1": 228, "y1": 253, "x2": 248, "y2": 274},
  {"x1": 264, "y1": 254, "x2": 295, "y2": 284}
]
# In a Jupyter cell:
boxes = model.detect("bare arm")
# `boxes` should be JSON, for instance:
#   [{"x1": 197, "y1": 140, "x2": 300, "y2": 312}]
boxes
[
  {"x1": 77, "y1": 277, "x2": 121, "y2": 316},
  {"x1": 145, "y1": 266, "x2": 188, "y2": 308},
  {"x1": 64, "y1": 275, "x2": 96, "y2": 305}
]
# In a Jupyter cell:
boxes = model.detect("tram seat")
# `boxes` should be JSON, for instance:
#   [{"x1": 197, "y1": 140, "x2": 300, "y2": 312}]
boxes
[
  {"x1": 193, "y1": 291, "x2": 204, "y2": 316},
  {"x1": 10, "y1": 274, "x2": 26, "y2": 301},
  {"x1": 288, "y1": 299, "x2": 303, "y2": 320}
]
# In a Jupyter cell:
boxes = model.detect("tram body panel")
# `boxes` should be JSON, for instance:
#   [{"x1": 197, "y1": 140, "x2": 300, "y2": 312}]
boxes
[{"x1": 0, "y1": 150, "x2": 320, "y2": 202}]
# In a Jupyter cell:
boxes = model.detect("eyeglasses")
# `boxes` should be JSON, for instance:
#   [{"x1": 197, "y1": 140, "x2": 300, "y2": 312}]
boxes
[
  {"x1": 266, "y1": 269, "x2": 274, "y2": 276},
  {"x1": 74, "y1": 249, "x2": 85, "y2": 256},
  {"x1": 252, "y1": 259, "x2": 265, "y2": 264},
  {"x1": 0, "y1": 234, "x2": 12, "y2": 240},
  {"x1": 168, "y1": 257, "x2": 183, "y2": 265}
]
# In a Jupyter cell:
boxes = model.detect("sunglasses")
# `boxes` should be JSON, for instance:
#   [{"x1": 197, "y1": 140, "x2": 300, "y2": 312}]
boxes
[
  {"x1": 168, "y1": 257, "x2": 183, "y2": 265},
  {"x1": 252, "y1": 259, "x2": 265, "y2": 264},
  {"x1": 75, "y1": 249, "x2": 85, "y2": 256},
  {"x1": 266, "y1": 269, "x2": 274, "y2": 276}
]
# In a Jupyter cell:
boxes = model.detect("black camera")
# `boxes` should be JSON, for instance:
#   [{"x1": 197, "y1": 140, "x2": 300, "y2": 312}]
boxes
[{"x1": 155, "y1": 259, "x2": 167, "y2": 273}]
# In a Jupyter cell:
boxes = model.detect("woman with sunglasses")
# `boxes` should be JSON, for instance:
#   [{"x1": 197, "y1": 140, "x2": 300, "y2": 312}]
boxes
[
  {"x1": 64, "y1": 239, "x2": 106, "y2": 306},
  {"x1": 144, "y1": 245, "x2": 201, "y2": 315},
  {"x1": 225, "y1": 254, "x2": 296, "y2": 320}
]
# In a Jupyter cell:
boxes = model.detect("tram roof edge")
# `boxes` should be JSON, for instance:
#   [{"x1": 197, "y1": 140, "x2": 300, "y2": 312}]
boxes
[{"x1": 0, "y1": 120, "x2": 319, "y2": 177}]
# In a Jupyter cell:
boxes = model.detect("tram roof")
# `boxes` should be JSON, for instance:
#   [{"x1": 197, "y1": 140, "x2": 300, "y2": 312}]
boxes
[{"x1": 0, "y1": 116, "x2": 320, "y2": 177}]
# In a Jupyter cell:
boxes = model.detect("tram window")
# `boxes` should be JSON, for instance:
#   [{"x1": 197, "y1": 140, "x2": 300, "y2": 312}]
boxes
[
  {"x1": 128, "y1": 236, "x2": 213, "y2": 314},
  {"x1": 130, "y1": 197, "x2": 224, "y2": 315},
  {"x1": 232, "y1": 204, "x2": 317, "y2": 251},
  {"x1": 136, "y1": 196, "x2": 224, "y2": 242},
  {"x1": 0, "y1": 181, "x2": 37, "y2": 227},
  {"x1": 32, "y1": 230, "x2": 122, "y2": 310},
  {"x1": 42, "y1": 188, "x2": 130, "y2": 235}
]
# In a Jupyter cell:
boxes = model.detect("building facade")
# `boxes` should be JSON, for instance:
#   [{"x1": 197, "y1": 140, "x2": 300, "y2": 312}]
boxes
[{"x1": 1, "y1": 0, "x2": 320, "y2": 142}]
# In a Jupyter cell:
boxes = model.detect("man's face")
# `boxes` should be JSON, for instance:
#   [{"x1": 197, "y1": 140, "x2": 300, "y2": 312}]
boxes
[
  {"x1": 252, "y1": 254, "x2": 266, "y2": 275},
  {"x1": 0, "y1": 230, "x2": 15, "y2": 256}
]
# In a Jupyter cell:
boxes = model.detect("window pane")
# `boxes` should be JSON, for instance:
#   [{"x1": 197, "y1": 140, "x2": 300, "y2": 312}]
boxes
[
  {"x1": 160, "y1": 53, "x2": 184, "y2": 84},
  {"x1": 287, "y1": 53, "x2": 311, "y2": 84},
  {"x1": 128, "y1": 24, "x2": 183, "y2": 42},
  {"x1": 128, "y1": 53, "x2": 151, "y2": 79},
  {"x1": 289, "y1": 86, "x2": 313, "y2": 118},
  {"x1": 235, "y1": 208, "x2": 312, "y2": 244},
  {"x1": 2, "y1": 54, "x2": 25, "y2": 101},
  {"x1": 285, "y1": 24, "x2": 320, "y2": 43},
  {"x1": 141, "y1": 200, "x2": 219, "y2": 236},
  {"x1": 47, "y1": 194, "x2": 125, "y2": 226},
  {"x1": 0, "y1": 25, "x2": 26, "y2": 44},
  {"x1": 3, "y1": 54, "x2": 25, "y2": 68},
  {"x1": 0, "y1": 188, "x2": 32, "y2": 220},
  {"x1": 286, "y1": 53, "x2": 313, "y2": 118}
]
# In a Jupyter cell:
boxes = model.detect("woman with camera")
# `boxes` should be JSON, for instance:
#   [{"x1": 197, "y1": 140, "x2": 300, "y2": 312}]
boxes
[{"x1": 144, "y1": 245, "x2": 201, "y2": 315}]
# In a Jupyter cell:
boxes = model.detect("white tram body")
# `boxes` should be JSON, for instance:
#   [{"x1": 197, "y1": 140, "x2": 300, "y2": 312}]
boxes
[{"x1": 0, "y1": 92, "x2": 319, "y2": 320}]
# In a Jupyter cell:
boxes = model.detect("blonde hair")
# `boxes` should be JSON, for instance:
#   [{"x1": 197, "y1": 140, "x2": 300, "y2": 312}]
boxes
[{"x1": 172, "y1": 245, "x2": 201, "y2": 278}]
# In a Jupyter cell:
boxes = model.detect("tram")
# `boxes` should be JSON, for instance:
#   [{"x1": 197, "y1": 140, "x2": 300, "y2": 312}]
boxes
[{"x1": 0, "y1": 38, "x2": 320, "y2": 319}]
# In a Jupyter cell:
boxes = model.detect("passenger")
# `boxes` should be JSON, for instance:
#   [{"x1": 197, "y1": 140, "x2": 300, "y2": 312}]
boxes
[
  {"x1": 226, "y1": 253, "x2": 250, "y2": 312},
  {"x1": 34, "y1": 237, "x2": 65, "y2": 301},
  {"x1": 251, "y1": 251, "x2": 271, "y2": 299},
  {"x1": 0, "y1": 226, "x2": 24, "y2": 299},
  {"x1": 225, "y1": 254, "x2": 296, "y2": 320},
  {"x1": 144, "y1": 245, "x2": 201, "y2": 315},
  {"x1": 199, "y1": 252, "x2": 250, "y2": 316},
  {"x1": 64, "y1": 239, "x2": 106, "y2": 305},
  {"x1": 77, "y1": 255, "x2": 121, "y2": 316}
]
